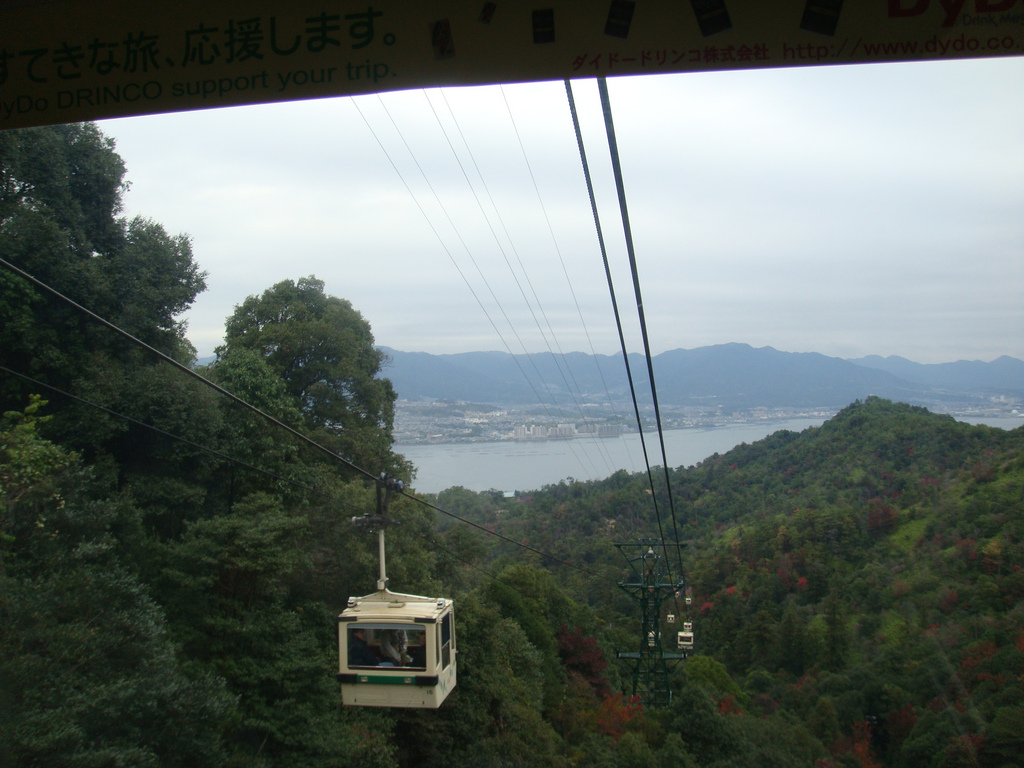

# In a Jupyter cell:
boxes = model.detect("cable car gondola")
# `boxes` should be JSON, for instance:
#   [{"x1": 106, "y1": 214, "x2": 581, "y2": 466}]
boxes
[
  {"x1": 338, "y1": 589, "x2": 456, "y2": 708},
  {"x1": 337, "y1": 477, "x2": 456, "y2": 708},
  {"x1": 677, "y1": 621, "x2": 694, "y2": 652}
]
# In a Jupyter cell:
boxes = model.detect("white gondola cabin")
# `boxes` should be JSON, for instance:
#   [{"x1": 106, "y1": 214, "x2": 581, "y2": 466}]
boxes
[
  {"x1": 339, "y1": 478, "x2": 457, "y2": 708},
  {"x1": 677, "y1": 621, "x2": 694, "y2": 651},
  {"x1": 338, "y1": 589, "x2": 457, "y2": 708}
]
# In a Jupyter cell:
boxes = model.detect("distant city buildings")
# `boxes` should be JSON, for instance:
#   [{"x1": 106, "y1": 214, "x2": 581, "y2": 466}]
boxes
[
  {"x1": 392, "y1": 400, "x2": 845, "y2": 445},
  {"x1": 393, "y1": 395, "x2": 1022, "y2": 446},
  {"x1": 512, "y1": 423, "x2": 625, "y2": 440},
  {"x1": 392, "y1": 400, "x2": 639, "y2": 444}
]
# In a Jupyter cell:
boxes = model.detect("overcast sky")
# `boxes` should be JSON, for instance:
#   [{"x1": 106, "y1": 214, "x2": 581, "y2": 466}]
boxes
[{"x1": 98, "y1": 56, "x2": 1024, "y2": 366}]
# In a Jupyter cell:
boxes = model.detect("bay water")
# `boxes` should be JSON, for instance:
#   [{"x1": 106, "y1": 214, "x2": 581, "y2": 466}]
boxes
[
  {"x1": 397, "y1": 415, "x2": 1022, "y2": 494},
  {"x1": 397, "y1": 418, "x2": 825, "y2": 494}
]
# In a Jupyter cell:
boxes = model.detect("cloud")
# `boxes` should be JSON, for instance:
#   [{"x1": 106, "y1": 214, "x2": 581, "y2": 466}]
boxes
[{"x1": 102, "y1": 57, "x2": 1024, "y2": 365}]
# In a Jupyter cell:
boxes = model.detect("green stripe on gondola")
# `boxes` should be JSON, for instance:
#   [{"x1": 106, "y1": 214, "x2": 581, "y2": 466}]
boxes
[
  {"x1": 338, "y1": 673, "x2": 438, "y2": 686},
  {"x1": 360, "y1": 675, "x2": 414, "y2": 685}
]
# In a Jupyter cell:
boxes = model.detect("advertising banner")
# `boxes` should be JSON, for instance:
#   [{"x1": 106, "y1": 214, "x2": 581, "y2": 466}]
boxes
[{"x1": 2, "y1": 0, "x2": 1022, "y2": 129}]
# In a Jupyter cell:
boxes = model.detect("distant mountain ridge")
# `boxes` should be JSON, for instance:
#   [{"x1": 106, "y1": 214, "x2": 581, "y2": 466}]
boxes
[
  {"x1": 848, "y1": 354, "x2": 1024, "y2": 393},
  {"x1": 379, "y1": 344, "x2": 1024, "y2": 411}
]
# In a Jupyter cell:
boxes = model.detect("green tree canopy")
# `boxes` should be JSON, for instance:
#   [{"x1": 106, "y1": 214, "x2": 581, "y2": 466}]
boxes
[
  {"x1": 0, "y1": 400, "x2": 231, "y2": 768},
  {"x1": 218, "y1": 276, "x2": 404, "y2": 478},
  {"x1": 0, "y1": 124, "x2": 205, "y2": 369},
  {"x1": 0, "y1": 122, "x2": 207, "y2": 472}
]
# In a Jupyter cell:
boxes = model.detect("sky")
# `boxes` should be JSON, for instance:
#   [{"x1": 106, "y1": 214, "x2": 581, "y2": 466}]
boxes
[{"x1": 98, "y1": 56, "x2": 1024, "y2": 366}]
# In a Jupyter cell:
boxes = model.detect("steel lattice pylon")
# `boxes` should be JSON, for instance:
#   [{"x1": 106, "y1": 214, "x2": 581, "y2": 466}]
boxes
[{"x1": 615, "y1": 539, "x2": 688, "y2": 707}]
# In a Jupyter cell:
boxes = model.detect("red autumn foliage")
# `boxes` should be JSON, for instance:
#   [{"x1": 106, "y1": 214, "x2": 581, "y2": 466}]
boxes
[
  {"x1": 959, "y1": 640, "x2": 998, "y2": 683},
  {"x1": 971, "y1": 459, "x2": 996, "y2": 481},
  {"x1": 831, "y1": 720, "x2": 881, "y2": 768},
  {"x1": 886, "y1": 703, "x2": 918, "y2": 746},
  {"x1": 975, "y1": 672, "x2": 1004, "y2": 685},
  {"x1": 866, "y1": 499, "x2": 897, "y2": 534},
  {"x1": 557, "y1": 626, "x2": 610, "y2": 696},
  {"x1": 942, "y1": 734, "x2": 984, "y2": 765},
  {"x1": 939, "y1": 589, "x2": 960, "y2": 612},
  {"x1": 954, "y1": 537, "x2": 978, "y2": 560},
  {"x1": 792, "y1": 670, "x2": 816, "y2": 692},
  {"x1": 594, "y1": 694, "x2": 643, "y2": 739},
  {"x1": 851, "y1": 720, "x2": 881, "y2": 768},
  {"x1": 717, "y1": 695, "x2": 743, "y2": 715}
]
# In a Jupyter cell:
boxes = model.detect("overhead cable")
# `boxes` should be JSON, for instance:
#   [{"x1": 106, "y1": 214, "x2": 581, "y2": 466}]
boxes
[
  {"x1": 353, "y1": 94, "x2": 601, "y2": 481},
  {"x1": 0, "y1": 255, "x2": 378, "y2": 483},
  {"x1": 565, "y1": 78, "x2": 671, "y2": 557},
  {"x1": 0, "y1": 363, "x2": 318, "y2": 496},
  {"x1": 422, "y1": 89, "x2": 611, "y2": 477},
  {"x1": 496, "y1": 85, "x2": 623, "y2": 467},
  {"x1": 1, "y1": 361, "x2": 550, "y2": 590},
  {"x1": 400, "y1": 487, "x2": 620, "y2": 586},
  {"x1": 0, "y1": 257, "x2": 617, "y2": 586},
  {"x1": 595, "y1": 77, "x2": 685, "y2": 577}
]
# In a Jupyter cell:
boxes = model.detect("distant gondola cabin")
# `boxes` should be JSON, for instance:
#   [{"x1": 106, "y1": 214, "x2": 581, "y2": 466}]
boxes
[
  {"x1": 338, "y1": 589, "x2": 456, "y2": 708},
  {"x1": 677, "y1": 621, "x2": 694, "y2": 651}
]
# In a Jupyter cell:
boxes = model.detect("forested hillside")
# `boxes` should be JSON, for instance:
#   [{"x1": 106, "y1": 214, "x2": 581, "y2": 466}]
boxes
[
  {"x1": 446, "y1": 397, "x2": 1024, "y2": 768},
  {"x1": 3, "y1": 124, "x2": 1022, "y2": 768}
]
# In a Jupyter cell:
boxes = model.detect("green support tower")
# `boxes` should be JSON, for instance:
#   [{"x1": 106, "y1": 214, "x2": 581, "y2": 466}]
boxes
[{"x1": 615, "y1": 539, "x2": 689, "y2": 707}]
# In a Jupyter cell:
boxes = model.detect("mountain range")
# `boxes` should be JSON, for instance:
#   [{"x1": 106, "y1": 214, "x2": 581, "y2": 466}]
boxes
[{"x1": 379, "y1": 343, "x2": 1024, "y2": 411}]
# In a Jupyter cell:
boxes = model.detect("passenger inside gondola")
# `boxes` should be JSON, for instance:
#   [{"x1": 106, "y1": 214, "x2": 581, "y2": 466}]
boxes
[
  {"x1": 348, "y1": 627, "x2": 381, "y2": 667},
  {"x1": 347, "y1": 625, "x2": 428, "y2": 670},
  {"x1": 381, "y1": 629, "x2": 409, "y2": 666}
]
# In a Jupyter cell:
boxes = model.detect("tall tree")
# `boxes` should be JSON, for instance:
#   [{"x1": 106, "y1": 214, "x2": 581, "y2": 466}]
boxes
[
  {"x1": 0, "y1": 123, "x2": 205, "y2": 357},
  {"x1": 218, "y1": 276, "x2": 405, "y2": 478},
  {"x1": 0, "y1": 123, "x2": 207, "y2": 448},
  {"x1": 0, "y1": 399, "x2": 231, "y2": 767}
]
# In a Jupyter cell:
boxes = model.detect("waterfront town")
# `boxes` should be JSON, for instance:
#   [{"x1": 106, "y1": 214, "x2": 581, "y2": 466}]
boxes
[
  {"x1": 392, "y1": 400, "x2": 840, "y2": 445},
  {"x1": 393, "y1": 397, "x2": 1022, "y2": 445}
]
